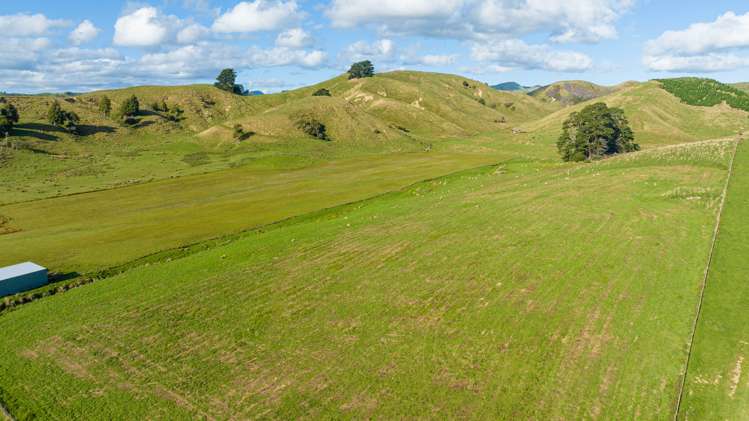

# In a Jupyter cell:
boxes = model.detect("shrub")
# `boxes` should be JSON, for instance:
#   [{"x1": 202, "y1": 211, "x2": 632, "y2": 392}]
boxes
[
  {"x1": 165, "y1": 105, "x2": 183, "y2": 122},
  {"x1": 295, "y1": 116, "x2": 329, "y2": 140},
  {"x1": 312, "y1": 88, "x2": 331, "y2": 97},
  {"x1": 232, "y1": 124, "x2": 254, "y2": 141},
  {"x1": 98, "y1": 96, "x2": 111, "y2": 117},
  {"x1": 478, "y1": 98, "x2": 486, "y2": 106}
]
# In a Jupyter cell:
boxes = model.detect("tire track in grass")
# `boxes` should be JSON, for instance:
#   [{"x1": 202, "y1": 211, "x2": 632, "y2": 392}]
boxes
[{"x1": 672, "y1": 137, "x2": 741, "y2": 420}]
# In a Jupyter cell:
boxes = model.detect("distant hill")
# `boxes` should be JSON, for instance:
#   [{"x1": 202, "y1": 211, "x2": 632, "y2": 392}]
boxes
[
  {"x1": 523, "y1": 80, "x2": 748, "y2": 147},
  {"x1": 731, "y1": 82, "x2": 749, "y2": 93},
  {"x1": 528, "y1": 81, "x2": 617, "y2": 106},
  {"x1": 492, "y1": 82, "x2": 541, "y2": 93},
  {"x1": 201, "y1": 71, "x2": 559, "y2": 145}
]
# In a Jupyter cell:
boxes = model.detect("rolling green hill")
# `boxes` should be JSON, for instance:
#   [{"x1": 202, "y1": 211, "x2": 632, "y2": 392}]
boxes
[
  {"x1": 522, "y1": 81, "x2": 748, "y2": 148},
  {"x1": 0, "y1": 71, "x2": 557, "y2": 204},
  {"x1": 2, "y1": 69, "x2": 749, "y2": 419}
]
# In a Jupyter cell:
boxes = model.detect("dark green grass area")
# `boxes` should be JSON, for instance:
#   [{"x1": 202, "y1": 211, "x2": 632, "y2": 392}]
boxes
[
  {"x1": 658, "y1": 78, "x2": 749, "y2": 112},
  {"x1": 0, "y1": 141, "x2": 732, "y2": 419},
  {"x1": 679, "y1": 140, "x2": 749, "y2": 419}
]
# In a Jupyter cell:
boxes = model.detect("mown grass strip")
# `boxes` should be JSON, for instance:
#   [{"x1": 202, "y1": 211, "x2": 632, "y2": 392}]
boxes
[{"x1": 672, "y1": 138, "x2": 741, "y2": 419}]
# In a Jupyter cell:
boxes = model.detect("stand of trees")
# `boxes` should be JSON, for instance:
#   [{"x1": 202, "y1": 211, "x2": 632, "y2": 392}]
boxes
[
  {"x1": 557, "y1": 102, "x2": 638, "y2": 162},
  {"x1": 348, "y1": 61, "x2": 375, "y2": 79},
  {"x1": 47, "y1": 101, "x2": 80, "y2": 134}
]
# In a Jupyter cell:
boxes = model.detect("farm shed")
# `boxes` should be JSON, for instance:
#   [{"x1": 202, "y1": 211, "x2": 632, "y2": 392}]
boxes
[{"x1": 0, "y1": 262, "x2": 48, "y2": 297}]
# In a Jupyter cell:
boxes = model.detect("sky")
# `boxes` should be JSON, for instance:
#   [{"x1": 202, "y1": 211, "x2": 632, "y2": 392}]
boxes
[{"x1": 2, "y1": 0, "x2": 749, "y2": 93}]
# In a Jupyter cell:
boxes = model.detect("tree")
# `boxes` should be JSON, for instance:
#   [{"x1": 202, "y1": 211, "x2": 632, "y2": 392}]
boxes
[
  {"x1": 47, "y1": 101, "x2": 80, "y2": 134},
  {"x1": 118, "y1": 95, "x2": 140, "y2": 118},
  {"x1": 47, "y1": 101, "x2": 64, "y2": 126},
  {"x1": 98, "y1": 96, "x2": 112, "y2": 117},
  {"x1": 556, "y1": 102, "x2": 639, "y2": 162},
  {"x1": 0, "y1": 102, "x2": 19, "y2": 137},
  {"x1": 215, "y1": 68, "x2": 239, "y2": 92},
  {"x1": 312, "y1": 88, "x2": 331, "y2": 97},
  {"x1": 347, "y1": 61, "x2": 375, "y2": 79}
]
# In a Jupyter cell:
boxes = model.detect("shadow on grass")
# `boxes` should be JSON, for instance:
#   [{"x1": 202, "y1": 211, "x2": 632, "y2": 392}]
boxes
[
  {"x1": 77, "y1": 125, "x2": 116, "y2": 136},
  {"x1": 10, "y1": 129, "x2": 58, "y2": 141}
]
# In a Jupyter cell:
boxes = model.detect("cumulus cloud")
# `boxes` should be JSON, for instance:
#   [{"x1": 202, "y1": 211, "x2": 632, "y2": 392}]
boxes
[
  {"x1": 341, "y1": 39, "x2": 396, "y2": 63},
  {"x1": 644, "y1": 11, "x2": 749, "y2": 72},
  {"x1": 177, "y1": 23, "x2": 210, "y2": 44},
  {"x1": 0, "y1": 13, "x2": 69, "y2": 36},
  {"x1": 69, "y1": 20, "x2": 100, "y2": 45},
  {"x1": 248, "y1": 47, "x2": 327, "y2": 68},
  {"x1": 471, "y1": 39, "x2": 593, "y2": 72},
  {"x1": 212, "y1": 0, "x2": 300, "y2": 33},
  {"x1": 327, "y1": 0, "x2": 631, "y2": 43},
  {"x1": 275, "y1": 28, "x2": 313, "y2": 48},
  {"x1": 114, "y1": 7, "x2": 178, "y2": 47},
  {"x1": 416, "y1": 54, "x2": 457, "y2": 66}
]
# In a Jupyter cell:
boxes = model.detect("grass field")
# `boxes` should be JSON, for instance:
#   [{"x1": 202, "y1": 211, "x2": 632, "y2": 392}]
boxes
[
  {"x1": 678, "y1": 139, "x2": 749, "y2": 419},
  {"x1": 0, "y1": 139, "x2": 736, "y2": 419},
  {"x1": 0, "y1": 144, "x2": 521, "y2": 274}
]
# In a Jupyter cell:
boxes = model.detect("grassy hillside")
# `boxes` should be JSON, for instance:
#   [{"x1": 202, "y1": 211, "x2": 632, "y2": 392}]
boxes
[
  {"x1": 0, "y1": 71, "x2": 556, "y2": 204},
  {"x1": 528, "y1": 80, "x2": 617, "y2": 105},
  {"x1": 522, "y1": 81, "x2": 748, "y2": 148},
  {"x1": 733, "y1": 83, "x2": 749, "y2": 93},
  {"x1": 0, "y1": 139, "x2": 734, "y2": 419}
]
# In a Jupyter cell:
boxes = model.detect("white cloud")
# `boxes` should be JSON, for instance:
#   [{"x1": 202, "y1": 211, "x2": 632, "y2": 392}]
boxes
[
  {"x1": 275, "y1": 28, "x2": 313, "y2": 48},
  {"x1": 114, "y1": 7, "x2": 180, "y2": 47},
  {"x1": 177, "y1": 23, "x2": 210, "y2": 44},
  {"x1": 471, "y1": 39, "x2": 593, "y2": 72},
  {"x1": 416, "y1": 54, "x2": 457, "y2": 66},
  {"x1": 644, "y1": 11, "x2": 749, "y2": 72},
  {"x1": 327, "y1": 0, "x2": 631, "y2": 43},
  {"x1": 328, "y1": 0, "x2": 462, "y2": 27},
  {"x1": 69, "y1": 20, "x2": 100, "y2": 45},
  {"x1": 0, "y1": 13, "x2": 69, "y2": 36},
  {"x1": 341, "y1": 39, "x2": 395, "y2": 63},
  {"x1": 248, "y1": 47, "x2": 327, "y2": 68},
  {"x1": 212, "y1": 0, "x2": 300, "y2": 33}
]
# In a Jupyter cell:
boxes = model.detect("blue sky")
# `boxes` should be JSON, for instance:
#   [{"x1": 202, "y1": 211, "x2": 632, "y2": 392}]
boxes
[{"x1": 1, "y1": 0, "x2": 749, "y2": 93}]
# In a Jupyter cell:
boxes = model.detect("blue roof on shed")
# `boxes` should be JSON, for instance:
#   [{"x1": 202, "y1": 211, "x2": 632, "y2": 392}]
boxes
[{"x1": 0, "y1": 262, "x2": 47, "y2": 280}]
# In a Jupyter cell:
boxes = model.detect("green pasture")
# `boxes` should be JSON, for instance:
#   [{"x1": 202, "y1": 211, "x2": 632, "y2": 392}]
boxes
[{"x1": 0, "y1": 140, "x2": 734, "y2": 419}]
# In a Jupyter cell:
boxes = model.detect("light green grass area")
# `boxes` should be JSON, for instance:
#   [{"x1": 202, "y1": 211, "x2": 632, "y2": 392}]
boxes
[
  {"x1": 0, "y1": 136, "x2": 539, "y2": 274},
  {"x1": 0, "y1": 140, "x2": 734, "y2": 419},
  {"x1": 679, "y1": 140, "x2": 749, "y2": 419}
]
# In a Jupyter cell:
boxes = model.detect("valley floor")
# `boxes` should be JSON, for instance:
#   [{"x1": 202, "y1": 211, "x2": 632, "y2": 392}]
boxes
[{"x1": 0, "y1": 138, "x2": 738, "y2": 419}]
